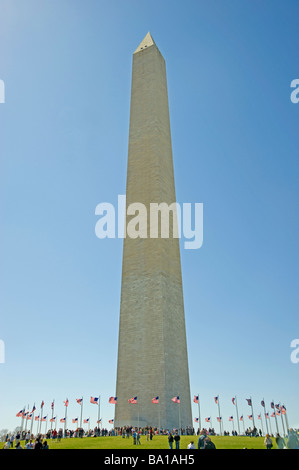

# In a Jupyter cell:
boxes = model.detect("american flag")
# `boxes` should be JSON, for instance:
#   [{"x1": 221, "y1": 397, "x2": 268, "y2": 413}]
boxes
[
  {"x1": 248, "y1": 415, "x2": 253, "y2": 420},
  {"x1": 240, "y1": 416, "x2": 244, "y2": 421},
  {"x1": 258, "y1": 414, "x2": 261, "y2": 420},
  {"x1": 276, "y1": 410, "x2": 281, "y2": 416},
  {"x1": 97, "y1": 419, "x2": 102, "y2": 424},
  {"x1": 261, "y1": 400, "x2": 265, "y2": 408},
  {"x1": 41, "y1": 401, "x2": 44, "y2": 408},
  {"x1": 265, "y1": 413, "x2": 270, "y2": 419},
  {"x1": 281, "y1": 405, "x2": 287, "y2": 415},
  {"x1": 171, "y1": 396, "x2": 180, "y2": 404},
  {"x1": 41, "y1": 416, "x2": 47, "y2": 422},
  {"x1": 76, "y1": 398, "x2": 83, "y2": 405},
  {"x1": 194, "y1": 417, "x2": 199, "y2": 423},
  {"x1": 270, "y1": 401, "x2": 274, "y2": 409},
  {"x1": 90, "y1": 396, "x2": 99, "y2": 405},
  {"x1": 229, "y1": 416, "x2": 233, "y2": 421},
  {"x1": 109, "y1": 397, "x2": 118, "y2": 404},
  {"x1": 27, "y1": 414, "x2": 33, "y2": 420},
  {"x1": 217, "y1": 417, "x2": 222, "y2": 422},
  {"x1": 205, "y1": 417, "x2": 211, "y2": 423},
  {"x1": 35, "y1": 416, "x2": 40, "y2": 421},
  {"x1": 60, "y1": 418, "x2": 66, "y2": 423},
  {"x1": 84, "y1": 418, "x2": 89, "y2": 423},
  {"x1": 232, "y1": 397, "x2": 235, "y2": 405},
  {"x1": 214, "y1": 396, "x2": 218, "y2": 404},
  {"x1": 152, "y1": 396, "x2": 159, "y2": 404},
  {"x1": 64, "y1": 399, "x2": 69, "y2": 407},
  {"x1": 271, "y1": 412, "x2": 275, "y2": 418},
  {"x1": 32, "y1": 405, "x2": 36, "y2": 413},
  {"x1": 193, "y1": 395, "x2": 199, "y2": 404},
  {"x1": 16, "y1": 410, "x2": 23, "y2": 417},
  {"x1": 72, "y1": 418, "x2": 78, "y2": 423},
  {"x1": 109, "y1": 419, "x2": 114, "y2": 424},
  {"x1": 128, "y1": 396, "x2": 138, "y2": 404},
  {"x1": 275, "y1": 404, "x2": 280, "y2": 410},
  {"x1": 246, "y1": 398, "x2": 252, "y2": 406},
  {"x1": 51, "y1": 401, "x2": 54, "y2": 410},
  {"x1": 50, "y1": 417, "x2": 56, "y2": 422}
]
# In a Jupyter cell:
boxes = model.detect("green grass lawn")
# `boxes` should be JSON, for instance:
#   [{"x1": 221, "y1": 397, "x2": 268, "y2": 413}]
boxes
[{"x1": 0, "y1": 435, "x2": 278, "y2": 450}]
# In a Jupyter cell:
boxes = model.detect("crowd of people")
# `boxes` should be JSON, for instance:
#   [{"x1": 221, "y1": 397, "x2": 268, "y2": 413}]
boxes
[{"x1": 2, "y1": 425, "x2": 298, "y2": 450}]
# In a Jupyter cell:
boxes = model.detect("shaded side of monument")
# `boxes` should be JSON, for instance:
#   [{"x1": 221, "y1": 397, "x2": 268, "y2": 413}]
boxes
[{"x1": 114, "y1": 32, "x2": 192, "y2": 430}]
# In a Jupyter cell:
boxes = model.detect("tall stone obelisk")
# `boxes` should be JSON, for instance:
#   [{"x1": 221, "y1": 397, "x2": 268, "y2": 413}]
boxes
[{"x1": 115, "y1": 33, "x2": 192, "y2": 430}]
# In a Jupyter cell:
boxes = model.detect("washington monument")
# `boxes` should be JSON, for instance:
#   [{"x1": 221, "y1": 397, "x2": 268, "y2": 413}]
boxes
[{"x1": 114, "y1": 33, "x2": 192, "y2": 430}]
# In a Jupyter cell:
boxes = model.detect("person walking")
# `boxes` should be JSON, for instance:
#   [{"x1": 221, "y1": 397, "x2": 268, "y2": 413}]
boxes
[
  {"x1": 197, "y1": 429, "x2": 207, "y2": 449},
  {"x1": 264, "y1": 434, "x2": 273, "y2": 449},
  {"x1": 204, "y1": 436, "x2": 216, "y2": 449},
  {"x1": 287, "y1": 429, "x2": 299, "y2": 449},
  {"x1": 275, "y1": 433, "x2": 285, "y2": 449}
]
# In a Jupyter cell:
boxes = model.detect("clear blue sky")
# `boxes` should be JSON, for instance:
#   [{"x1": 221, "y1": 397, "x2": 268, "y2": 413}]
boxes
[{"x1": 0, "y1": 0, "x2": 298, "y2": 434}]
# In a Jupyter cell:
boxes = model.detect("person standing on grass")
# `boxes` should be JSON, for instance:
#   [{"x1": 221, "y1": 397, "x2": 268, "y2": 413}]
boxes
[
  {"x1": 174, "y1": 431, "x2": 180, "y2": 449},
  {"x1": 168, "y1": 432, "x2": 174, "y2": 449}
]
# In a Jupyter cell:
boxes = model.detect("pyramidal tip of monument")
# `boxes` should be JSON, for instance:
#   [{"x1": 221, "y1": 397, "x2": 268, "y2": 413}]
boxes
[{"x1": 134, "y1": 32, "x2": 156, "y2": 54}]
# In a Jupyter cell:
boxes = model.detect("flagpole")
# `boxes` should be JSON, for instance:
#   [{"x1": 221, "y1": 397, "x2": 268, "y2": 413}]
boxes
[
  {"x1": 179, "y1": 400, "x2": 181, "y2": 435},
  {"x1": 272, "y1": 400, "x2": 279, "y2": 435},
  {"x1": 35, "y1": 416, "x2": 39, "y2": 436},
  {"x1": 138, "y1": 399, "x2": 140, "y2": 431},
  {"x1": 284, "y1": 405, "x2": 289, "y2": 434},
  {"x1": 21, "y1": 407, "x2": 25, "y2": 436},
  {"x1": 80, "y1": 397, "x2": 83, "y2": 429},
  {"x1": 198, "y1": 393, "x2": 201, "y2": 431},
  {"x1": 39, "y1": 403, "x2": 44, "y2": 434},
  {"x1": 30, "y1": 405, "x2": 35, "y2": 437},
  {"x1": 217, "y1": 396, "x2": 222, "y2": 435},
  {"x1": 24, "y1": 405, "x2": 29, "y2": 435},
  {"x1": 158, "y1": 401, "x2": 160, "y2": 435},
  {"x1": 98, "y1": 395, "x2": 101, "y2": 431},
  {"x1": 262, "y1": 398, "x2": 269, "y2": 435},
  {"x1": 250, "y1": 396, "x2": 255, "y2": 429},
  {"x1": 279, "y1": 405, "x2": 286, "y2": 437},
  {"x1": 64, "y1": 400, "x2": 68, "y2": 436},
  {"x1": 242, "y1": 417, "x2": 245, "y2": 434},
  {"x1": 259, "y1": 412, "x2": 264, "y2": 436},
  {"x1": 235, "y1": 396, "x2": 240, "y2": 435},
  {"x1": 268, "y1": 413, "x2": 273, "y2": 435}
]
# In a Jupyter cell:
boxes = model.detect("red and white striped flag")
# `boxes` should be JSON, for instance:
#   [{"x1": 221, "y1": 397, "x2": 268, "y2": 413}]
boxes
[
  {"x1": 171, "y1": 396, "x2": 180, "y2": 404},
  {"x1": 128, "y1": 396, "x2": 138, "y2": 404}
]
